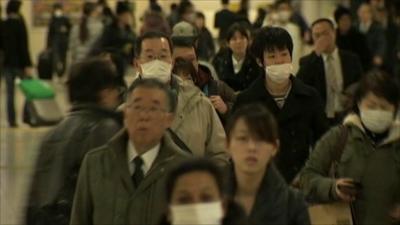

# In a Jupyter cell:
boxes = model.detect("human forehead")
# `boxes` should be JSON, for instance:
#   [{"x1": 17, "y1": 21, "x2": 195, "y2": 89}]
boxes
[
  {"x1": 264, "y1": 47, "x2": 289, "y2": 55},
  {"x1": 312, "y1": 22, "x2": 333, "y2": 34},
  {"x1": 173, "y1": 46, "x2": 196, "y2": 57},
  {"x1": 140, "y1": 37, "x2": 171, "y2": 54},
  {"x1": 174, "y1": 171, "x2": 219, "y2": 192},
  {"x1": 129, "y1": 87, "x2": 168, "y2": 105}
]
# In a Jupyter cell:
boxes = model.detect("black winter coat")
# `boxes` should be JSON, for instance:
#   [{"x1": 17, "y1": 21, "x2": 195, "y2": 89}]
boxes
[
  {"x1": 212, "y1": 48, "x2": 263, "y2": 92},
  {"x1": 1, "y1": 15, "x2": 32, "y2": 68},
  {"x1": 232, "y1": 76, "x2": 329, "y2": 183},
  {"x1": 228, "y1": 164, "x2": 311, "y2": 225},
  {"x1": 25, "y1": 104, "x2": 122, "y2": 225}
]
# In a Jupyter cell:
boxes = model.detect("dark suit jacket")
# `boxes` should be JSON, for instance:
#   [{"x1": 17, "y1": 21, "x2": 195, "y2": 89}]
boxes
[
  {"x1": 297, "y1": 50, "x2": 363, "y2": 108},
  {"x1": 360, "y1": 21, "x2": 386, "y2": 58},
  {"x1": 232, "y1": 76, "x2": 329, "y2": 183}
]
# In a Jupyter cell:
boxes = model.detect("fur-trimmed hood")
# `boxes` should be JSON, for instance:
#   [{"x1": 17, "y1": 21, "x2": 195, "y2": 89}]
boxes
[{"x1": 343, "y1": 113, "x2": 400, "y2": 145}]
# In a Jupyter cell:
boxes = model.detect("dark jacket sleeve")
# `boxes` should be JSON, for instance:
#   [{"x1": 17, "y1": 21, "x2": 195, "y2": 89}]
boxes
[
  {"x1": 297, "y1": 56, "x2": 313, "y2": 86},
  {"x1": 20, "y1": 17, "x2": 32, "y2": 67},
  {"x1": 310, "y1": 89, "x2": 329, "y2": 145},
  {"x1": 299, "y1": 126, "x2": 343, "y2": 202},
  {"x1": 47, "y1": 19, "x2": 55, "y2": 48},
  {"x1": 288, "y1": 188, "x2": 311, "y2": 225},
  {"x1": 217, "y1": 80, "x2": 237, "y2": 115},
  {"x1": 70, "y1": 155, "x2": 93, "y2": 225},
  {"x1": 371, "y1": 23, "x2": 386, "y2": 58}
]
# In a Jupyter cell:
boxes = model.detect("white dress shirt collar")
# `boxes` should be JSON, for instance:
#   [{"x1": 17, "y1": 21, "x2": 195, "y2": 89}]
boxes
[{"x1": 127, "y1": 141, "x2": 160, "y2": 175}]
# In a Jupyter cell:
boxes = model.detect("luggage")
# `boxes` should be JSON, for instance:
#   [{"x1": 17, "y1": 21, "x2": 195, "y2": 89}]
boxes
[
  {"x1": 23, "y1": 99, "x2": 63, "y2": 127},
  {"x1": 19, "y1": 79, "x2": 55, "y2": 100},
  {"x1": 19, "y1": 79, "x2": 63, "y2": 126},
  {"x1": 37, "y1": 49, "x2": 54, "y2": 80}
]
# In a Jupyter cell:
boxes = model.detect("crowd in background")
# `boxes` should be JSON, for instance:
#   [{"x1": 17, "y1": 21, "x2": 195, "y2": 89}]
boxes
[{"x1": 1, "y1": 0, "x2": 400, "y2": 225}]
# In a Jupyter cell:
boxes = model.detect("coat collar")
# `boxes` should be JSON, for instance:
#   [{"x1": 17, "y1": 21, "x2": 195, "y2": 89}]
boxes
[
  {"x1": 228, "y1": 163, "x2": 290, "y2": 221},
  {"x1": 252, "y1": 75, "x2": 314, "y2": 98},
  {"x1": 106, "y1": 129, "x2": 189, "y2": 194},
  {"x1": 343, "y1": 113, "x2": 400, "y2": 145}
]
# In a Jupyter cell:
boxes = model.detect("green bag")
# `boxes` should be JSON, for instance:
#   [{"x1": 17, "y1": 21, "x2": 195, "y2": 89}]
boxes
[{"x1": 19, "y1": 79, "x2": 55, "y2": 101}]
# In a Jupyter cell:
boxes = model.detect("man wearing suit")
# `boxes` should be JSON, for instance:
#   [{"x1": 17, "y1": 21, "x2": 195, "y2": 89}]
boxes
[
  {"x1": 70, "y1": 79, "x2": 190, "y2": 225},
  {"x1": 297, "y1": 18, "x2": 363, "y2": 125}
]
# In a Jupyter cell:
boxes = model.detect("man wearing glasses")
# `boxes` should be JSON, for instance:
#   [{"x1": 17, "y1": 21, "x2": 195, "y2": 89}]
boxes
[{"x1": 70, "y1": 79, "x2": 190, "y2": 225}]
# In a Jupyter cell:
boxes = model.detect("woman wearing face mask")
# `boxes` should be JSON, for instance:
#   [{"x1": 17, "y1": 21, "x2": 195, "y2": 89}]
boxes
[
  {"x1": 69, "y1": 2, "x2": 103, "y2": 63},
  {"x1": 159, "y1": 158, "x2": 246, "y2": 225},
  {"x1": 300, "y1": 70, "x2": 400, "y2": 225},
  {"x1": 212, "y1": 23, "x2": 263, "y2": 92},
  {"x1": 232, "y1": 26, "x2": 329, "y2": 184},
  {"x1": 226, "y1": 104, "x2": 310, "y2": 225}
]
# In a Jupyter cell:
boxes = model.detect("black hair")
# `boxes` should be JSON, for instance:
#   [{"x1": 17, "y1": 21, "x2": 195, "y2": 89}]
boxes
[
  {"x1": 135, "y1": 31, "x2": 173, "y2": 58},
  {"x1": 6, "y1": 0, "x2": 21, "y2": 15},
  {"x1": 227, "y1": 104, "x2": 279, "y2": 144},
  {"x1": 274, "y1": 0, "x2": 291, "y2": 9},
  {"x1": 226, "y1": 23, "x2": 250, "y2": 42},
  {"x1": 334, "y1": 6, "x2": 352, "y2": 22},
  {"x1": 221, "y1": 0, "x2": 230, "y2": 5},
  {"x1": 53, "y1": 2, "x2": 63, "y2": 10},
  {"x1": 67, "y1": 57, "x2": 119, "y2": 104},
  {"x1": 196, "y1": 11, "x2": 205, "y2": 19},
  {"x1": 172, "y1": 57, "x2": 198, "y2": 83},
  {"x1": 127, "y1": 78, "x2": 178, "y2": 113},
  {"x1": 250, "y1": 26, "x2": 293, "y2": 63},
  {"x1": 165, "y1": 158, "x2": 225, "y2": 202},
  {"x1": 353, "y1": 70, "x2": 400, "y2": 114},
  {"x1": 79, "y1": 2, "x2": 98, "y2": 43},
  {"x1": 178, "y1": 0, "x2": 193, "y2": 17},
  {"x1": 311, "y1": 18, "x2": 335, "y2": 30}
]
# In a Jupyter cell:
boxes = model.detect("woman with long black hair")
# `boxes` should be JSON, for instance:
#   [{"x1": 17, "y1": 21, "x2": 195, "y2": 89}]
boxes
[{"x1": 69, "y1": 2, "x2": 103, "y2": 63}]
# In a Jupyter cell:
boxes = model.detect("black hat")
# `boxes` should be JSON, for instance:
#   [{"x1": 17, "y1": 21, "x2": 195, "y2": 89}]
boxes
[{"x1": 116, "y1": 1, "x2": 131, "y2": 15}]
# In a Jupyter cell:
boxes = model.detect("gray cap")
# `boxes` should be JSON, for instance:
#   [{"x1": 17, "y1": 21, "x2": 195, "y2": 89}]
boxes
[{"x1": 171, "y1": 21, "x2": 198, "y2": 38}]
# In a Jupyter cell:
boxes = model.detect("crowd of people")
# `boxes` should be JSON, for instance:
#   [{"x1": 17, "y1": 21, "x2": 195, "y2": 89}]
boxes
[{"x1": 1, "y1": 0, "x2": 400, "y2": 225}]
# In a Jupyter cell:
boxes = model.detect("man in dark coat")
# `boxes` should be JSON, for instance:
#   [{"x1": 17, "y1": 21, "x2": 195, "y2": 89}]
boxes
[
  {"x1": 297, "y1": 18, "x2": 363, "y2": 125},
  {"x1": 70, "y1": 78, "x2": 190, "y2": 225},
  {"x1": 1, "y1": 0, "x2": 33, "y2": 127},
  {"x1": 25, "y1": 58, "x2": 123, "y2": 225},
  {"x1": 232, "y1": 27, "x2": 329, "y2": 183},
  {"x1": 357, "y1": 3, "x2": 386, "y2": 68},
  {"x1": 47, "y1": 3, "x2": 71, "y2": 78},
  {"x1": 334, "y1": 6, "x2": 371, "y2": 71},
  {"x1": 214, "y1": 0, "x2": 238, "y2": 45}
]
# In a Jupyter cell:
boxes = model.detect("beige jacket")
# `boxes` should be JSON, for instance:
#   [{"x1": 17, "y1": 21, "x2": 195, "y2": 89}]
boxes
[{"x1": 171, "y1": 76, "x2": 229, "y2": 165}]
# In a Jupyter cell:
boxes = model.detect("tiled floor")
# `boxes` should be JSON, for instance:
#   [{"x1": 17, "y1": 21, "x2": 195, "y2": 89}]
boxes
[
  {"x1": 0, "y1": 78, "x2": 69, "y2": 224},
  {"x1": 0, "y1": 72, "x2": 136, "y2": 224}
]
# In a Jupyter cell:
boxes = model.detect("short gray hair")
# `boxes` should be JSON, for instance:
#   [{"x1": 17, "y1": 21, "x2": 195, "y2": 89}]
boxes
[{"x1": 127, "y1": 78, "x2": 178, "y2": 113}]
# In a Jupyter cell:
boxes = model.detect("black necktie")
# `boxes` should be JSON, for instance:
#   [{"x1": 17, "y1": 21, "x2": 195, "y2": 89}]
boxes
[{"x1": 132, "y1": 156, "x2": 144, "y2": 187}]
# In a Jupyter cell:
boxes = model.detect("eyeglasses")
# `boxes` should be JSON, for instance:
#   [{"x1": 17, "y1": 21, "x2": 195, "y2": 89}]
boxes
[{"x1": 128, "y1": 104, "x2": 168, "y2": 116}]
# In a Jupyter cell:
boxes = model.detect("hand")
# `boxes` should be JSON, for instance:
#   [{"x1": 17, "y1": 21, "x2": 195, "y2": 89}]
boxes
[
  {"x1": 335, "y1": 178, "x2": 358, "y2": 203},
  {"x1": 210, "y1": 95, "x2": 228, "y2": 114},
  {"x1": 389, "y1": 204, "x2": 400, "y2": 223},
  {"x1": 314, "y1": 36, "x2": 330, "y2": 56},
  {"x1": 24, "y1": 67, "x2": 34, "y2": 78},
  {"x1": 373, "y1": 56, "x2": 383, "y2": 66}
]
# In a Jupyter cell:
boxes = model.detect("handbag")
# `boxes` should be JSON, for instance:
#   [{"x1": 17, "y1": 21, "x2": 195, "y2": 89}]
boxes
[{"x1": 308, "y1": 125, "x2": 356, "y2": 225}]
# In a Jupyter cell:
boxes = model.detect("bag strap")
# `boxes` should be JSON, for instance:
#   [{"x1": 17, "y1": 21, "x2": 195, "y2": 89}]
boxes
[
  {"x1": 331, "y1": 125, "x2": 349, "y2": 178},
  {"x1": 167, "y1": 128, "x2": 193, "y2": 154}
]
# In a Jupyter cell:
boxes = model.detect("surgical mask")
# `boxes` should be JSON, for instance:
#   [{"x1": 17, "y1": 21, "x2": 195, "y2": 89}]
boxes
[
  {"x1": 170, "y1": 201, "x2": 224, "y2": 225},
  {"x1": 140, "y1": 60, "x2": 172, "y2": 83},
  {"x1": 265, "y1": 63, "x2": 293, "y2": 84},
  {"x1": 278, "y1": 10, "x2": 291, "y2": 22},
  {"x1": 360, "y1": 108, "x2": 394, "y2": 133},
  {"x1": 54, "y1": 10, "x2": 63, "y2": 17}
]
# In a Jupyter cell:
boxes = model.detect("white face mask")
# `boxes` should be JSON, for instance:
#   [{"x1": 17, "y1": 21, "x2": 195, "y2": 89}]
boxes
[
  {"x1": 359, "y1": 108, "x2": 394, "y2": 133},
  {"x1": 265, "y1": 63, "x2": 293, "y2": 84},
  {"x1": 170, "y1": 201, "x2": 224, "y2": 225},
  {"x1": 140, "y1": 60, "x2": 172, "y2": 83},
  {"x1": 54, "y1": 10, "x2": 63, "y2": 17},
  {"x1": 278, "y1": 10, "x2": 291, "y2": 22}
]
